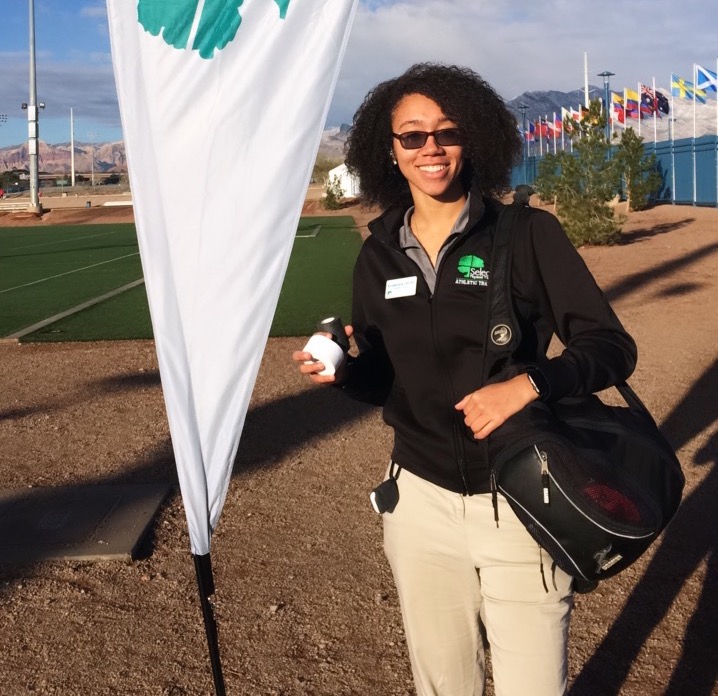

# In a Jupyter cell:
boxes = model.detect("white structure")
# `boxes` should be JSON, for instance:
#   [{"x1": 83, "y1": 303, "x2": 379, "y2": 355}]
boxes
[{"x1": 325, "y1": 163, "x2": 361, "y2": 199}]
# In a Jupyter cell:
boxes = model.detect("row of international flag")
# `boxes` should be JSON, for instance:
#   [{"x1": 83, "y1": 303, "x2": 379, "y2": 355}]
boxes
[
  {"x1": 610, "y1": 85, "x2": 669, "y2": 125},
  {"x1": 524, "y1": 62, "x2": 718, "y2": 145}
]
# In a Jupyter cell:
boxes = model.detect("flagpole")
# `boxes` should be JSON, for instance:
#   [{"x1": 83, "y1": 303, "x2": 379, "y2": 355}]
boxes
[
  {"x1": 584, "y1": 52, "x2": 590, "y2": 108},
  {"x1": 547, "y1": 114, "x2": 552, "y2": 155},
  {"x1": 715, "y1": 58, "x2": 718, "y2": 207},
  {"x1": 693, "y1": 64, "x2": 697, "y2": 205},
  {"x1": 637, "y1": 82, "x2": 642, "y2": 137},
  {"x1": 670, "y1": 78, "x2": 676, "y2": 204},
  {"x1": 693, "y1": 64, "x2": 698, "y2": 139},
  {"x1": 624, "y1": 88, "x2": 628, "y2": 128},
  {"x1": 652, "y1": 77, "x2": 658, "y2": 146},
  {"x1": 528, "y1": 123, "x2": 532, "y2": 158},
  {"x1": 531, "y1": 122, "x2": 535, "y2": 157},
  {"x1": 670, "y1": 117, "x2": 676, "y2": 205},
  {"x1": 194, "y1": 554, "x2": 227, "y2": 696}
]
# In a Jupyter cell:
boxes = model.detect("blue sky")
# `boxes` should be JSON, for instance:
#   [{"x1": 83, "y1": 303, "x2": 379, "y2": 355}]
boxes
[{"x1": 1, "y1": 0, "x2": 717, "y2": 148}]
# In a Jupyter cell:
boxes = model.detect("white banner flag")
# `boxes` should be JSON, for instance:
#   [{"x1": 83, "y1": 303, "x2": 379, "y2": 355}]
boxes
[{"x1": 107, "y1": 0, "x2": 357, "y2": 555}]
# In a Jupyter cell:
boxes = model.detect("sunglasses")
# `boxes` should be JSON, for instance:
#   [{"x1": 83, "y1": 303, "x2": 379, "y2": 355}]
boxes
[{"x1": 392, "y1": 128, "x2": 463, "y2": 150}]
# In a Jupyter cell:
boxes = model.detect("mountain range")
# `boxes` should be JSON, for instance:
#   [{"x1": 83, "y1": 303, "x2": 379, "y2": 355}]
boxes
[
  {"x1": 0, "y1": 140, "x2": 126, "y2": 176},
  {"x1": 309, "y1": 85, "x2": 718, "y2": 159},
  {"x1": 1, "y1": 86, "x2": 716, "y2": 174}
]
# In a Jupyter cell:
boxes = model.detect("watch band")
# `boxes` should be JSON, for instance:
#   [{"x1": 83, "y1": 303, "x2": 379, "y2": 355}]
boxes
[
  {"x1": 524, "y1": 366, "x2": 550, "y2": 401},
  {"x1": 526, "y1": 371, "x2": 541, "y2": 396}
]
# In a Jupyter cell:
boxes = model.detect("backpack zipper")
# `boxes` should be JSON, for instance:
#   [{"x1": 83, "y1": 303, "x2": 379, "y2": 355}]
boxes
[
  {"x1": 490, "y1": 469, "x2": 499, "y2": 527},
  {"x1": 535, "y1": 445, "x2": 551, "y2": 505}
]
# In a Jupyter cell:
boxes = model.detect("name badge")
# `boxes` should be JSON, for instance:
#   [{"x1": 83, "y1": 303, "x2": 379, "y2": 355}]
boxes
[{"x1": 385, "y1": 276, "x2": 417, "y2": 299}]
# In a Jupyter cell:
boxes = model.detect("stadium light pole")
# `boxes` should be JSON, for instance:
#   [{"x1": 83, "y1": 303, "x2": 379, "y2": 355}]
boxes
[
  {"x1": 64, "y1": 107, "x2": 76, "y2": 188},
  {"x1": 87, "y1": 130, "x2": 98, "y2": 190},
  {"x1": 0, "y1": 115, "x2": 6, "y2": 197},
  {"x1": 25, "y1": 0, "x2": 44, "y2": 213},
  {"x1": 518, "y1": 104, "x2": 529, "y2": 183},
  {"x1": 597, "y1": 71, "x2": 615, "y2": 144}
]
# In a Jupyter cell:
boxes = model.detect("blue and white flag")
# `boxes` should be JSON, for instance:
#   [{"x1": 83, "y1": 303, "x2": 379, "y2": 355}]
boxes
[
  {"x1": 695, "y1": 64, "x2": 718, "y2": 93},
  {"x1": 107, "y1": 0, "x2": 357, "y2": 556}
]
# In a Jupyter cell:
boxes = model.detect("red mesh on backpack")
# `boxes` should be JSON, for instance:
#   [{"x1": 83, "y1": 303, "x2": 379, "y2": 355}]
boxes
[{"x1": 581, "y1": 482, "x2": 642, "y2": 524}]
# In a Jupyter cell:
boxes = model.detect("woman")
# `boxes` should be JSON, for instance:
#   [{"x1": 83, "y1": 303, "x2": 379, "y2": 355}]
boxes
[{"x1": 293, "y1": 63, "x2": 636, "y2": 695}]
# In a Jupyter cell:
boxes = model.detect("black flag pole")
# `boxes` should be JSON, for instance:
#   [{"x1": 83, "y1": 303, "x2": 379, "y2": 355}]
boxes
[{"x1": 193, "y1": 553, "x2": 227, "y2": 696}]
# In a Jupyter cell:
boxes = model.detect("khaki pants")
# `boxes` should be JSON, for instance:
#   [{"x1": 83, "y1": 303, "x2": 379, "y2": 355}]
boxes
[{"x1": 383, "y1": 468, "x2": 573, "y2": 696}]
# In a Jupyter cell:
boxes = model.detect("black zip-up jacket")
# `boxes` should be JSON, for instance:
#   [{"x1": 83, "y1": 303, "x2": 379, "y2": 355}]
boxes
[{"x1": 340, "y1": 194, "x2": 637, "y2": 495}]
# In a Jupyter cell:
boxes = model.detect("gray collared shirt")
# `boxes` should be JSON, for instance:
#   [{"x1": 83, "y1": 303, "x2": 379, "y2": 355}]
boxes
[{"x1": 399, "y1": 193, "x2": 472, "y2": 295}]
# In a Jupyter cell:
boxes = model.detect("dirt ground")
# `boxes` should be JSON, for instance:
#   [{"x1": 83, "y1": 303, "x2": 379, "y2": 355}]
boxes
[{"x1": 0, "y1": 198, "x2": 717, "y2": 695}]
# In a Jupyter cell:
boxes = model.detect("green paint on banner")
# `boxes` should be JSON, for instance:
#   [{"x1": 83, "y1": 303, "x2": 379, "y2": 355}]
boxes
[{"x1": 138, "y1": 0, "x2": 291, "y2": 59}]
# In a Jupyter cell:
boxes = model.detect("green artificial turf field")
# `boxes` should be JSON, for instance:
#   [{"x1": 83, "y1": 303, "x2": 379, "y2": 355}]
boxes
[{"x1": 0, "y1": 217, "x2": 361, "y2": 342}]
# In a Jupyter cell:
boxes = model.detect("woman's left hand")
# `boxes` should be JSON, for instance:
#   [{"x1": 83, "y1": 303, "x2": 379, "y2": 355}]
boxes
[{"x1": 455, "y1": 374, "x2": 538, "y2": 440}]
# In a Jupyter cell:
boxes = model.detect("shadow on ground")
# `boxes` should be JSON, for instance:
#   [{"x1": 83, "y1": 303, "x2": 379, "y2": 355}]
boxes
[
  {"x1": 570, "y1": 359, "x2": 718, "y2": 695},
  {"x1": 2, "y1": 222, "x2": 718, "y2": 693}
]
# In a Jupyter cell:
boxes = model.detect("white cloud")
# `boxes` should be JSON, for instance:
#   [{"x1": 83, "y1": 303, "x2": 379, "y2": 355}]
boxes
[
  {"x1": 0, "y1": 60, "x2": 119, "y2": 127},
  {"x1": 327, "y1": 0, "x2": 718, "y2": 125},
  {"x1": 80, "y1": 5, "x2": 107, "y2": 19},
  {"x1": 3, "y1": 0, "x2": 718, "y2": 143}
]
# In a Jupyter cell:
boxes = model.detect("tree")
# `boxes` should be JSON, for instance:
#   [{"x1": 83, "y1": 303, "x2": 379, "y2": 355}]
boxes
[
  {"x1": 312, "y1": 155, "x2": 342, "y2": 184},
  {"x1": 0, "y1": 169, "x2": 22, "y2": 194},
  {"x1": 615, "y1": 128, "x2": 662, "y2": 211},
  {"x1": 323, "y1": 174, "x2": 344, "y2": 210},
  {"x1": 534, "y1": 100, "x2": 623, "y2": 246}
]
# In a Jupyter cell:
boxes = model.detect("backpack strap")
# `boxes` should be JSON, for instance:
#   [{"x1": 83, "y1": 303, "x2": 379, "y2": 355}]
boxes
[
  {"x1": 480, "y1": 203, "x2": 525, "y2": 384},
  {"x1": 484, "y1": 207, "x2": 657, "y2": 423}
]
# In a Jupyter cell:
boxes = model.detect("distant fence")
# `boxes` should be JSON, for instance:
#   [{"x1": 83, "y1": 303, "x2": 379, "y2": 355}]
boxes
[{"x1": 511, "y1": 135, "x2": 718, "y2": 207}]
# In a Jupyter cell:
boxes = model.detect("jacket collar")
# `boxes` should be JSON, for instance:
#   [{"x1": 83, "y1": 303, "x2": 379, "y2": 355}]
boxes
[{"x1": 367, "y1": 187, "x2": 495, "y2": 248}]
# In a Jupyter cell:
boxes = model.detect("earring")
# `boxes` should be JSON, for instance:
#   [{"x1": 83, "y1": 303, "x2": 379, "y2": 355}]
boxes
[{"x1": 390, "y1": 152, "x2": 398, "y2": 166}]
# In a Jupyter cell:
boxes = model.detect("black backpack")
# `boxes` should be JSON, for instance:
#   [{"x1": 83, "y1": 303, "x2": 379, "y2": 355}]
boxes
[{"x1": 482, "y1": 202, "x2": 685, "y2": 592}]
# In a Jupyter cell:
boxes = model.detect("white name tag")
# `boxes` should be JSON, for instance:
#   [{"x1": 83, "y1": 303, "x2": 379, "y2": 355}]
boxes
[{"x1": 385, "y1": 276, "x2": 417, "y2": 299}]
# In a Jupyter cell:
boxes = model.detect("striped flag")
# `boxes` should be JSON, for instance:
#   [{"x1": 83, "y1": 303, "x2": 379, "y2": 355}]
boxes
[
  {"x1": 624, "y1": 88, "x2": 640, "y2": 119},
  {"x1": 106, "y1": 0, "x2": 358, "y2": 558},
  {"x1": 611, "y1": 92, "x2": 625, "y2": 124}
]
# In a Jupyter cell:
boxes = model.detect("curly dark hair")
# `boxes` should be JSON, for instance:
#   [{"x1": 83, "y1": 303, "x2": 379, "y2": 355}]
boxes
[{"x1": 344, "y1": 63, "x2": 521, "y2": 209}]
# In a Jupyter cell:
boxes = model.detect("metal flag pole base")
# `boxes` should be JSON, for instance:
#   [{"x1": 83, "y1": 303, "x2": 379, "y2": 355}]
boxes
[{"x1": 193, "y1": 553, "x2": 227, "y2": 696}]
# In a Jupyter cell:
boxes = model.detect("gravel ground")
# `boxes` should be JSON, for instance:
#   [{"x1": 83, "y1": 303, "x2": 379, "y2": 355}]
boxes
[{"x1": 0, "y1": 200, "x2": 716, "y2": 695}]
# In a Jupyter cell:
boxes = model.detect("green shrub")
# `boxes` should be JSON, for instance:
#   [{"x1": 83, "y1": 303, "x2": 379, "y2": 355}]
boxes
[{"x1": 323, "y1": 174, "x2": 344, "y2": 210}]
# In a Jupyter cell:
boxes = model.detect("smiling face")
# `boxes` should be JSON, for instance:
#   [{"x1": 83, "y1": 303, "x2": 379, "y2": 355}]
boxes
[{"x1": 391, "y1": 93, "x2": 466, "y2": 205}]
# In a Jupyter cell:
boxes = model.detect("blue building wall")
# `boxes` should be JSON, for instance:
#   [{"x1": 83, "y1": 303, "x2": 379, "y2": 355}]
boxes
[{"x1": 512, "y1": 135, "x2": 718, "y2": 207}]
